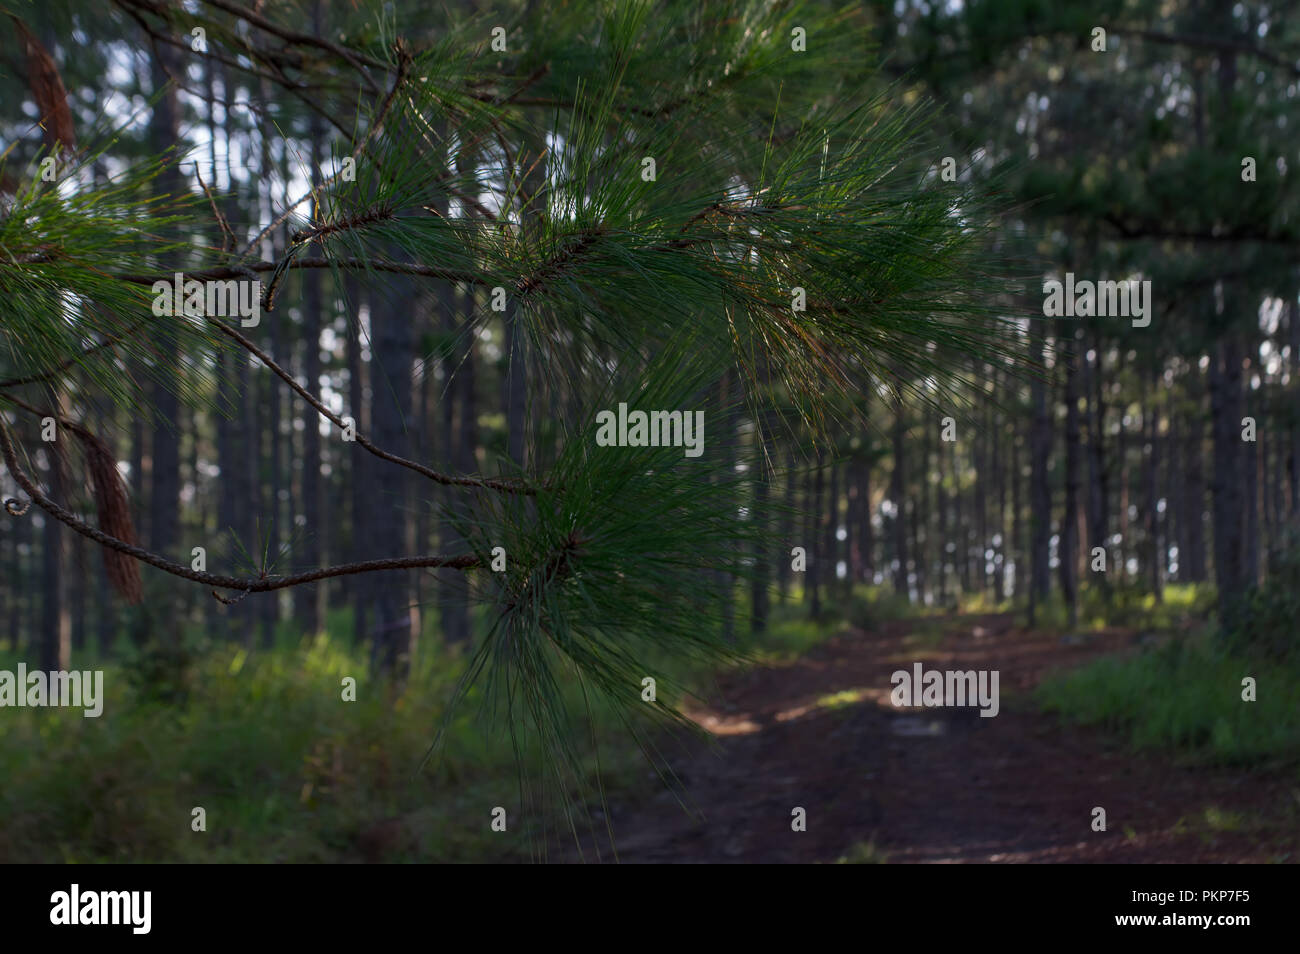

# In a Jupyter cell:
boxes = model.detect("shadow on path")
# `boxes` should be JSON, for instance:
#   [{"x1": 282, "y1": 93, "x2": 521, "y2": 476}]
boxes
[{"x1": 570, "y1": 614, "x2": 1297, "y2": 863}]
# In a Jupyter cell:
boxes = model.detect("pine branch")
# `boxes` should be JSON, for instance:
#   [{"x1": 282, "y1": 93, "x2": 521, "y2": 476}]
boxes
[
  {"x1": 0, "y1": 417, "x2": 481, "y2": 597},
  {"x1": 200, "y1": 0, "x2": 389, "y2": 86},
  {"x1": 240, "y1": 41, "x2": 413, "y2": 261},
  {"x1": 207, "y1": 318, "x2": 541, "y2": 496},
  {"x1": 112, "y1": 257, "x2": 488, "y2": 287},
  {"x1": 0, "y1": 326, "x2": 135, "y2": 391}
]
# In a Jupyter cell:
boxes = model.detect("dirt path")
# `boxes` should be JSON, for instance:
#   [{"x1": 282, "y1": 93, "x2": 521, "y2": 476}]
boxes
[{"x1": 580, "y1": 614, "x2": 1297, "y2": 863}]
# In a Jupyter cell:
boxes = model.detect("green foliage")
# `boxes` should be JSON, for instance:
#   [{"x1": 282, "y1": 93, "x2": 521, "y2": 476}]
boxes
[
  {"x1": 435, "y1": 348, "x2": 757, "y2": 817},
  {"x1": 837, "y1": 584, "x2": 923, "y2": 632},
  {"x1": 122, "y1": 637, "x2": 204, "y2": 707},
  {"x1": 0, "y1": 0, "x2": 1020, "y2": 817},
  {"x1": 750, "y1": 602, "x2": 848, "y2": 663},
  {"x1": 0, "y1": 142, "x2": 213, "y2": 412},
  {"x1": 0, "y1": 590, "x2": 843, "y2": 862},
  {"x1": 836, "y1": 839, "x2": 888, "y2": 864},
  {"x1": 1223, "y1": 540, "x2": 1300, "y2": 663},
  {"x1": 0, "y1": 624, "x2": 626, "y2": 862},
  {"x1": 1037, "y1": 636, "x2": 1300, "y2": 767},
  {"x1": 1030, "y1": 582, "x2": 1215, "y2": 633}
]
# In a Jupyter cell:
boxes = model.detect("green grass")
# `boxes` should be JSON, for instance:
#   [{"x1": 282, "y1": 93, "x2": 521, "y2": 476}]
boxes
[
  {"x1": 1036, "y1": 635, "x2": 1300, "y2": 767},
  {"x1": 1028, "y1": 582, "x2": 1216, "y2": 635},
  {"x1": 0, "y1": 599, "x2": 841, "y2": 863},
  {"x1": 836, "y1": 840, "x2": 888, "y2": 863}
]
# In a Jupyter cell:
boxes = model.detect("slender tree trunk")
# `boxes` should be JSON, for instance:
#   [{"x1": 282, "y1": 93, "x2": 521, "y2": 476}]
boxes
[
  {"x1": 1029, "y1": 322, "x2": 1052, "y2": 622},
  {"x1": 845, "y1": 457, "x2": 862, "y2": 586},
  {"x1": 994, "y1": 382, "x2": 1009, "y2": 602},
  {"x1": 1012, "y1": 425, "x2": 1023, "y2": 600},
  {"x1": 776, "y1": 442, "x2": 796, "y2": 603},
  {"x1": 1185, "y1": 400, "x2": 1209, "y2": 583},
  {"x1": 11, "y1": 493, "x2": 28, "y2": 654},
  {"x1": 718, "y1": 371, "x2": 737, "y2": 641},
  {"x1": 1210, "y1": 330, "x2": 1246, "y2": 628},
  {"x1": 809, "y1": 449, "x2": 824, "y2": 618},
  {"x1": 369, "y1": 282, "x2": 416, "y2": 674},
  {"x1": 860, "y1": 443, "x2": 874, "y2": 583},
  {"x1": 891, "y1": 393, "x2": 909, "y2": 601},
  {"x1": 259, "y1": 78, "x2": 283, "y2": 650},
  {"x1": 954, "y1": 437, "x2": 969, "y2": 593},
  {"x1": 1168, "y1": 414, "x2": 1183, "y2": 583},
  {"x1": 1144, "y1": 365, "x2": 1163, "y2": 602},
  {"x1": 828, "y1": 457, "x2": 843, "y2": 602},
  {"x1": 347, "y1": 277, "x2": 368, "y2": 645},
  {"x1": 1086, "y1": 330, "x2": 1109, "y2": 591},
  {"x1": 914, "y1": 422, "x2": 928, "y2": 604},
  {"x1": 296, "y1": 50, "x2": 326, "y2": 637},
  {"x1": 147, "y1": 51, "x2": 182, "y2": 581},
  {"x1": 1059, "y1": 328, "x2": 1080, "y2": 626},
  {"x1": 750, "y1": 408, "x2": 773, "y2": 635},
  {"x1": 1289, "y1": 300, "x2": 1299, "y2": 523},
  {"x1": 40, "y1": 441, "x2": 70, "y2": 672},
  {"x1": 439, "y1": 293, "x2": 472, "y2": 646}
]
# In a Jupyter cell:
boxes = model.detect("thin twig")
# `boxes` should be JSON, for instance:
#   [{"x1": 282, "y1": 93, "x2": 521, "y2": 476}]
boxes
[
  {"x1": 112, "y1": 257, "x2": 489, "y2": 287},
  {"x1": 208, "y1": 318, "x2": 541, "y2": 495},
  {"x1": 201, "y1": 0, "x2": 387, "y2": 87},
  {"x1": 0, "y1": 417, "x2": 481, "y2": 594},
  {"x1": 195, "y1": 164, "x2": 237, "y2": 253}
]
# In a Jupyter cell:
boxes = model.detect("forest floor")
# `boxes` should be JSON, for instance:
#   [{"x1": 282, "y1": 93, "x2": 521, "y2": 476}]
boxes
[{"x1": 571, "y1": 613, "x2": 1298, "y2": 863}]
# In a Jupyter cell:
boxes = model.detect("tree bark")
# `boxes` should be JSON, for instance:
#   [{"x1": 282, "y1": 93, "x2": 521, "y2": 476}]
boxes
[
  {"x1": 1029, "y1": 322, "x2": 1052, "y2": 622},
  {"x1": 891, "y1": 392, "x2": 909, "y2": 601},
  {"x1": 1209, "y1": 330, "x2": 1246, "y2": 628}
]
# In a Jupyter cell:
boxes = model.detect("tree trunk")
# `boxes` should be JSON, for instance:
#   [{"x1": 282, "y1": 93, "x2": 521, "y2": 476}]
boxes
[
  {"x1": 1144, "y1": 365, "x2": 1163, "y2": 602},
  {"x1": 809, "y1": 450, "x2": 824, "y2": 618},
  {"x1": 347, "y1": 277, "x2": 367, "y2": 645},
  {"x1": 776, "y1": 442, "x2": 796, "y2": 603},
  {"x1": 750, "y1": 411, "x2": 772, "y2": 635},
  {"x1": 147, "y1": 51, "x2": 182, "y2": 576},
  {"x1": 1086, "y1": 330, "x2": 1109, "y2": 592},
  {"x1": 891, "y1": 393, "x2": 909, "y2": 601},
  {"x1": 1185, "y1": 402, "x2": 1209, "y2": 583},
  {"x1": 40, "y1": 441, "x2": 70, "y2": 672},
  {"x1": 368, "y1": 283, "x2": 416, "y2": 673},
  {"x1": 1029, "y1": 322, "x2": 1052, "y2": 622},
  {"x1": 296, "y1": 54, "x2": 326, "y2": 637},
  {"x1": 1058, "y1": 328, "x2": 1080, "y2": 626},
  {"x1": 439, "y1": 292, "x2": 473, "y2": 646},
  {"x1": 1209, "y1": 331, "x2": 1246, "y2": 628}
]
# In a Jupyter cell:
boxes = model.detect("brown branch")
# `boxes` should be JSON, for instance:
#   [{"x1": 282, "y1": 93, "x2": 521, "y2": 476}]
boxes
[
  {"x1": 467, "y1": 63, "x2": 551, "y2": 108},
  {"x1": 1113, "y1": 25, "x2": 1300, "y2": 78},
  {"x1": 1101, "y1": 213, "x2": 1300, "y2": 247},
  {"x1": 0, "y1": 417, "x2": 481, "y2": 595},
  {"x1": 112, "y1": 257, "x2": 489, "y2": 287},
  {"x1": 0, "y1": 394, "x2": 144, "y2": 602},
  {"x1": 290, "y1": 205, "x2": 395, "y2": 245},
  {"x1": 116, "y1": 1, "x2": 315, "y2": 94},
  {"x1": 200, "y1": 0, "x2": 387, "y2": 87},
  {"x1": 248, "y1": 41, "x2": 412, "y2": 260},
  {"x1": 207, "y1": 318, "x2": 540, "y2": 495},
  {"x1": 195, "y1": 164, "x2": 236, "y2": 254},
  {"x1": 501, "y1": 530, "x2": 587, "y2": 614},
  {"x1": 515, "y1": 228, "x2": 603, "y2": 298}
]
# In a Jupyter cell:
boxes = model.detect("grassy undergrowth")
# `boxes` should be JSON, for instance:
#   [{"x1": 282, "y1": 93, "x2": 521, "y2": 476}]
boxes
[
  {"x1": 0, "y1": 598, "x2": 839, "y2": 863},
  {"x1": 1037, "y1": 635, "x2": 1300, "y2": 768}
]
